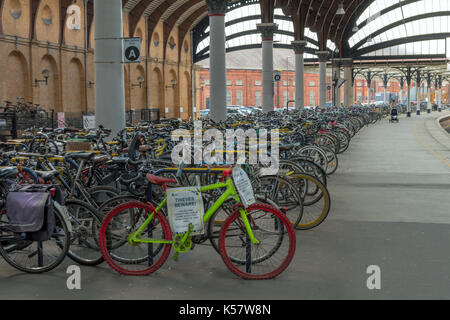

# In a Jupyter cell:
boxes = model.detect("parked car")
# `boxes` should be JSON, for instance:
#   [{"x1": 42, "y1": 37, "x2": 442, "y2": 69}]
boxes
[
  {"x1": 227, "y1": 106, "x2": 246, "y2": 116},
  {"x1": 239, "y1": 106, "x2": 253, "y2": 115},
  {"x1": 200, "y1": 109, "x2": 210, "y2": 118}
]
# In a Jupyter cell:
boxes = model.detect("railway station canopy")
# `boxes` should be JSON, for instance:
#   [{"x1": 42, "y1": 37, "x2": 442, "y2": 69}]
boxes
[{"x1": 1, "y1": 0, "x2": 450, "y2": 128}]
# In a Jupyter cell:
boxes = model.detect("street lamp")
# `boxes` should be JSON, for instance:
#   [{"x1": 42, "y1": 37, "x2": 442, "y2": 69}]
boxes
[
  {"x1": 131, "y1": 76, "x2": 145, "y2": 89},
  {"x1": 166, "y1": 79, "x2": 177, "y2": 89},
  {"x1": 34, "y1": 69, "x2": 50, "y2": 87}
]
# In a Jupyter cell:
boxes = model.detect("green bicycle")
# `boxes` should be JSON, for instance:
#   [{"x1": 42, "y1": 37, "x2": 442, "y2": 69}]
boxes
[{"x1": 98, "y1": 168, "x2": 296, "y2": 279}]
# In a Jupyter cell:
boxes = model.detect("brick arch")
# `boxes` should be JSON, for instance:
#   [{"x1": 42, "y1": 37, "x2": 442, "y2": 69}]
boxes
[
  {"x1": 1, "y1": 0, "x2": 31, "y2": 38},
  {"x1": 150, "y1": 66, "x2": 164, "y2": 116},
  {"x1": 64, "y1": 57, "x2": 84, "y2": 114},
  {"x1": 184, "y1": 70, "x2": 192, "y2": 118},
  {"x1": 131, "y1": 64, "x2": 146, "y2": 110},
  {"x1": 61, "y1": 0, "x2": 84, "y2": 46},
  {"x1": 5, "y1": 49, "x2": 30, "y2": 102},
  {"x1": 166, "y1": 68, "x2": 179, "y2": 118},
  {"x1": 134, "y1": 26, "x2": 143, "y2": 52},
  {"x1": 0, "y1": 0, "x2": 4, "y2": 34},
  {"x1": 38, "y1": 53, "x2": 60, "y2": 111},
  {"x1": 123, "y1": 66, "x2": 131, "y2": 110},
  {"x1": 35, "y1": 0, "x2": 59, "y2": 43}
]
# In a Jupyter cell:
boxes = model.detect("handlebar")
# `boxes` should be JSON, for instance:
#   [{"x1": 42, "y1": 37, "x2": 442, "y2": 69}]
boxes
[{"x1": 119, "y1": 172, "x2": 144, "y2": 184}]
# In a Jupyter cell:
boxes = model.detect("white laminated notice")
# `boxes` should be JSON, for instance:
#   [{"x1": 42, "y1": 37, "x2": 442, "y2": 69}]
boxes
[
  {"x1": 232, "y1": 167, "x2": 256, "y2": 208},
  {"x1": 167, "y1": 187, "x2": 205, "y2": 235}
]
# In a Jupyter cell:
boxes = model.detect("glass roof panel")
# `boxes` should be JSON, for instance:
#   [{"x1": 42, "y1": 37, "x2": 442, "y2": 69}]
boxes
[
  {"x1": 196, "y1": 5, "x2": 334, "y2": 57},
  {"x1": 349, "y1": 0, "x2": 450, "y2": 55},
  {"x1": 361, "y1": 39, "x2": 446, "y2": 56}
]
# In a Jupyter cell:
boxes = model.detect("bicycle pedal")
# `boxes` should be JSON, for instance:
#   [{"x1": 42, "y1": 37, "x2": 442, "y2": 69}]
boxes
[{"x1": 173, "y1": 252, "x2": 179, "y2": 262}]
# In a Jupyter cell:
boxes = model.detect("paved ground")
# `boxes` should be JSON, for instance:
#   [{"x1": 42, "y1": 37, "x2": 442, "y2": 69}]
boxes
[{"x1": 1, "y1": 112, "x2": 449, "y2": 300}]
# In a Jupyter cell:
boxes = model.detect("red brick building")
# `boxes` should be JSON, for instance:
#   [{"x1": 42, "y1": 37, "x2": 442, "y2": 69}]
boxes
[
  {"x1": 198, "y1": 68, "x2": 449, "y2": 109},
  {"x1": 198, "y1": 68, "x2": 331, "y2": 109}
]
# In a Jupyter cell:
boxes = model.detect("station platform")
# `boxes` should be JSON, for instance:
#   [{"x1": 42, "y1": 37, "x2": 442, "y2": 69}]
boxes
[{"x1": 0, "y1": 112, "x2": 449, "y2": 300}]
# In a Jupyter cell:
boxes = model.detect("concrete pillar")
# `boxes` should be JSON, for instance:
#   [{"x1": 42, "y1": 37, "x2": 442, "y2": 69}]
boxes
[
  {"x1": 342, "y1": 59, "x2": 353, "y2": 108},
  {"x1": 405, "y1": 70, "x2": 412, "y2": 117},
  {"x1": 416, "y1": 84, "x2": 421, "y2": 115},
  {"x1": 335, "y1": 67, "x2": 341, "y2": 107},
  {"x1": 427, "y1": 87, "x2": 431, "y2": 113},
  {"x1": 257, "y1": 23, "x2": 278, "y2": 113},
  {"x1": 407, "y1": 83, "x2": 411, "y2": 117},
  {"x1": 438, "y1": 75, "x2": 443, "y2": 112},
  {"x1": 292, "y1": 41, "x2": 307, "y2": 110},
  {"x1": 438, "y1": 87, "x2": 442, "y2": 112},
  {"x1": 206, "y1": 0, "x2": 228, "y2": 122},
  {"x1": 94, "y1": 0, "x2": 126, "y2": 135},
  {"x1": 316, "y1": 51, "x2": 328, "y2": 109},
  {"x1": 331, "y1": 60, "x2": 341, "y2": 107}
]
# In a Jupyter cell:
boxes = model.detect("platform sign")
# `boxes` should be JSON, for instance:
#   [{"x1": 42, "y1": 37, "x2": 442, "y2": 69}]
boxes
[
  {"x1": 123, "y1": 38, "x2": 141, "y2": 63},
  {"x1": 57, "y1": 112, "x2": 65, "y2": 128},
  {"x1": 232, "y1": 167, "x2": 256, "y2": 208},
  {"x1": 274, "y1": 72, "x2": 282, "y2": 82},
  {"x1": 167, "y1": 187, "x2": 205, "y2": 235},
  {"x1": 83, "y1": 115, "x2": 96, "y2": 130}
]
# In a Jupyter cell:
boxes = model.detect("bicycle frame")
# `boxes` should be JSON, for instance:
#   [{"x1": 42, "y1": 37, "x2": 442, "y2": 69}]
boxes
[{"x1": 129, "y1": 176, "x2": 260, "y2": 246}]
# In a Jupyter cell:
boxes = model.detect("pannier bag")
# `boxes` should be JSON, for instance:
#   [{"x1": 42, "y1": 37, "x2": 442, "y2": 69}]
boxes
[{"x1": 6, "y1": 185, "x2": 57, "y2": 241}]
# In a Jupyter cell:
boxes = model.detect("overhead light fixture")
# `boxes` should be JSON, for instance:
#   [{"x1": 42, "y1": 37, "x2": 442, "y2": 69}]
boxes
[
  {"x1": 367, "y1": 36, "x2": 373, "y2": 43},
  {"x1": 337, "y1": 2, "x2": 345, "y2": 15},
  {"x1": 352, "y1": 24, "x2": 359, "y2": 32}
]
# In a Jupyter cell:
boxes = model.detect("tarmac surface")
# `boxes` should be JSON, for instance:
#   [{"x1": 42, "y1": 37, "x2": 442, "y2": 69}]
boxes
[{"x1": 1, "y1": 111, "x2": 449, "y2": 300}]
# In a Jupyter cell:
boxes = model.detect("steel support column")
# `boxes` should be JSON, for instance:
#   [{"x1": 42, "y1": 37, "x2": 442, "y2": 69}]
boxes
[
  {"x1": 94, "y1": 0, "x2": 126, "y2": 135},
  {"x1": 292, "y1": 41, "x2": 307, "y2": 110},
  {"x1": 316, "y1": 51, "x2": 329, "y2": 109},
  {"x1": 258, "y1": 23, "x2": 278, "y2": 113},
  {"x1": 207, "y1": 0, "x2": 228, "y2": 122}
]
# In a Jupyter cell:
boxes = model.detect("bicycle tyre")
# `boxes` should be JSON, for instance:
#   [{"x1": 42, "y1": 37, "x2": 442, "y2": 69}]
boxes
[
  {"x1": 65, "y1": 199, "x2": 105, "y2": 266},
  {"x1": 99, "y1": 201, "x2": 172, "y2": 276},
  {"x1": 219, "y1": 203, "x2": 296, "y2": 280},
  {"x1": 0, "y1": 206, "x2": 69, "y2": 273}
]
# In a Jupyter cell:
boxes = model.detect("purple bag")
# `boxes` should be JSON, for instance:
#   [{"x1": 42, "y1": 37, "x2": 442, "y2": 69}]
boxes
[{"x1": 6, "y1": 191, "x2": 55, "y2": 241}]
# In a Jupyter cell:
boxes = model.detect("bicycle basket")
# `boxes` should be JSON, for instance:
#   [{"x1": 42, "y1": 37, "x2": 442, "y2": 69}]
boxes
[{"x1": 6, "y1": 185, "x2": 57, "y2": 241}]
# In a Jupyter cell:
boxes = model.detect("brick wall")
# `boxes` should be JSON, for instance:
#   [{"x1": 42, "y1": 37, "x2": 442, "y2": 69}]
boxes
[{"x1": 0, "y1": 0, "x2": 195, "y2": 120}]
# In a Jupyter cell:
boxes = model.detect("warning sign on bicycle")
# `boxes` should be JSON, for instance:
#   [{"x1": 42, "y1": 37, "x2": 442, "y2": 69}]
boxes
[
  {"x1": 232, "y1": 167, "x2": 256, "y2": 208},
  {"x1": 167, "y1": 187, "x2": 205, "y2": 235}
]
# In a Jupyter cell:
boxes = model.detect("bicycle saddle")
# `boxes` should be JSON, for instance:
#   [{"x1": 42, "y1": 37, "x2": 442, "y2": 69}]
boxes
[
  {"x1": 0, "y1": 167, "x2": 19, "y2": 179},
  {"x1": 34, "y1": 170, "x2": 59, "y2": 181},
  {"x1": 145, "y1": 174, "x2": 176, "y2": 186},
  {"x1": 279, "y1": 144, "x2": 294, "y2": 151},
  {"x1": 66, "y1": 152, "x2": 96, "y2": 161}
]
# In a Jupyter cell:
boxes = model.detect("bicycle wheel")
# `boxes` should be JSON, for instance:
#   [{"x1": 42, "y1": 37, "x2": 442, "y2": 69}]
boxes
[
  {"x1": 287, "y1": 173, "x2": 331, "y2": 230},
  {"x1": 321, "y1": 147, "x2": 339, "y2": 175},
  {"x1": 251, "y1": 175, "x2": 303, "y2": 227},
  {"x1": 206, "y1": 197, "x2": 239, "y2": 255},
  {"x1": 86, "y1": 186, "x2": 121, "y2": 209},
  {"x1": 97, "y1": 195, "x2": 142, "y2": 216},
  {"x1": 219, "y1": 203, "x2": 296, "y2": 280},
  {"x1": 0, "y1": 206, "x2": 69, "y2": 273},
  {"x1": 99, "y1": 201, "x2": 172, "y2": 276},
  {"x1": 65, "y1": 199, "x2": 104, "y2": 266},
  {"x1": 297, "y1": 146, "x2": 328, "y2": 172}
]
